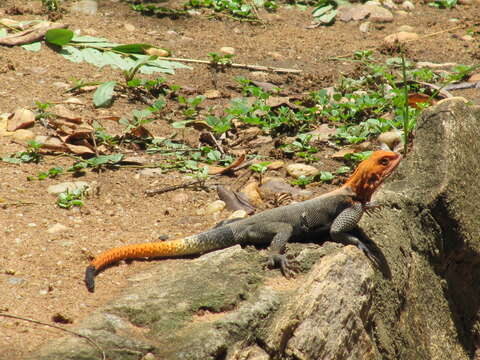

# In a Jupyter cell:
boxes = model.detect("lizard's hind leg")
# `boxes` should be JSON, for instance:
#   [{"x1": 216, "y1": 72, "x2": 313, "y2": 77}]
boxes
[{"x1": 246, "y1": 222, "x2": 297, "y2": 277}]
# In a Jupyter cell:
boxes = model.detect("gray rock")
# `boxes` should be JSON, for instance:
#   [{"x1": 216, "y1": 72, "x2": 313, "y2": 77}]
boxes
[{"x1": 28, "y1": 100, "x2": 479, "y2": 360}]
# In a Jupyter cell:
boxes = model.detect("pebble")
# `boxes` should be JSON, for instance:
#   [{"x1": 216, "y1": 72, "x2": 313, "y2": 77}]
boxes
[
  {"x1": 124, "y1": 23, "x2": 136, "y2": 32},
  {"x1": 267, "y1": 160, "x2": 284, "y2": 170},
  {"x1": 205, "y1": 200, "x2": 226, "y2": 215},
  {"x1": 203, "y1": 89, "x2": 221, "y2": 99},
  {"x1": 142, "y1": 353, "x2": 156, "y2": 360},
  {"x1": 468, "y1": 73, "x2": 480, "y2": 82},
  {"x1": 47, "y1": 181, "x2": 89, "y2": 195},
  {"x1": 220, "y1": 47, "x2": 235, "y2": 55},
  {"x1": 7, "y1": 277, "x2": 26, "y2": 285},
  {"x1": 359, "y1": 22, "x2": 371, "y2": 33},
  {"x1": 241, "y1": 182, "x2": 264, "y2": 207},
  {"x1": 401, "y1": 1, "x2": 414, "y2": 10},
  {"x1": 27, "y1": 223, "x2": 37, "y2": 227},
  {"x1": 47, "y1": 223, "x2": 70, "y2": 234},
  {"x1": 286, "y1": 164, "x2": 318, "y2": 178},
  {"x1": 228, "y1": 210, "x2": 248, "y2": 220},
  {"x1": 461, "y1": 35, "x2": 474, "y2": 41},
  {"x1": 384, "y1": 31, "x2": 419, "y2": 44},
  {"x1": 382, "y1": 0, "x2": 398, "y2": 9},
  {"x1": 368, "y1": 6, "x2": 394, "y2": 23},
  {"x1": 139, "y1": 168, "x2": 163, "y2": 177},
  {"x1": 396, "y1": 25, "x2": 414, "y2": 32},
  {"x1": 11, "y1": 129, "x2": 35, "y2": 142}
]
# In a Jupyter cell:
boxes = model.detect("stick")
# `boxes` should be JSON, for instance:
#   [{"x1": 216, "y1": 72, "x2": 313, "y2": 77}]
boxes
[
  {"x1": 330, "y1": 25, "x2": 467, "y2": 60},
  {"x1": 156, "y1": 56, "x2": 302, "y2": 73},
  {"x1": 0, "y1": 312, "x2": 106, "y2": 360},
  {"x1": 145, "y1": 178, "x2": 206, "y2": 196}
]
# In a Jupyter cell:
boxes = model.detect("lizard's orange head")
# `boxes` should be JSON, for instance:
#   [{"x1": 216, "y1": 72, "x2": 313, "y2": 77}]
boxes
[{"x1": 344, "y1": 150, "x2": 402, "y2": 203}]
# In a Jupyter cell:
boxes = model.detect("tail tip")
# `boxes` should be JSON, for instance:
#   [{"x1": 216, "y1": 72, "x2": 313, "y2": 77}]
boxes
[{"x1": 85, "y1": 265, "x2": 96, "y2": 293}]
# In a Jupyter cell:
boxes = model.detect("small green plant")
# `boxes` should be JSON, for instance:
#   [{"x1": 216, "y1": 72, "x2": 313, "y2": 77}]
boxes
[
  {"x1": 119, "y1": 99, "x2": 166, "y2": 135},
  {"x1": 291, "y1": 175, "x2": 314, "y2": 187},
  {"x1": 2, "y1": 141, "x2": 43, "y2": 164},
  {"x1": 35, "y1": 101, "x2": 55, "y2": 121},
  {"x1": 68, "y1": 154, "x2": 124, "y2": 173},
  {"x1": 282, "y1": 134, "x2": 319, "y2": 162},
  {"x1": 208, "y1": 52, "x2": 235, "y2": 66},
  {"x1": 28, "y1": 166, "x2": 64, "y2": 181},
  {"x1": 428, "y1": 0, "x2": 457, "y2": 8},
  {"x1": 250, "y1": 161, "x2": 271, "y2": 174},
  {"x1": 344, "y1": 151, "x2": 373, "y2": 164},
  {"x1": 41, "y1": 0, "x2": 60, "y2": 11},
  {"x1": 187, "y1": 0, "x2": 275, "y2": 20},
  {"x1": 178, "y1": 95, "x2": 205, "y2": 119},
  {"x1": 57, "y1": 188, "x2": 85, "y2": 209},
  {"x1": 336, "y1": 166, "x2": 351, "y2": 175}
]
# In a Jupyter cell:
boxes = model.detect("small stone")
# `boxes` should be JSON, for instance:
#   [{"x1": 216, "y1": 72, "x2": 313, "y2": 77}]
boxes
[
  {"x1": 11, "y1": 129, "x2": 35, "y2": 142},
  {"x1": 401, "y1": 1, "x2": 415, "y2": 10},
  {"x1": 47, "y1": 223, "x2": 69, "y2": 234},
  {"x1": 47, "y1": 181, "x2": 89, "y2": 195},
  {"x1": 205, "y1": 200, "x2": 226, "y2": 215},
  {"x1": 461, "y1": 35, "x2": 474, "y2": 41},
  {"x1": 142, "y1": 353, "x2": 157, "y2": 360},
  {"x1": 378, "y1": 130, "x2": 402, "y2": 151},
  {"x1": 139, "y1": 168, "x2": 163, "y2": 177},
  {"x1": 39, "y1": 289, "x2": 48, "y2": 296},
  {"x1": 397, "y1": 25, "x2": 414, "y2": 32},
  {"x1": 203, "y1": 89, "x2": 221, "y2": 99},
  {"x1": 124, "y1": 23, "x2": 136, "y2": 31},
  {"x1": 286, "y1": 164, "x2": 318, "y2": 178},
  {"x1": 220, "y1": 47, "x2": 235, "y2": 55},
  {"x1": 241, "y1": 182, "x2": 264, "y2": 207},
  {"x1": 27, "y1": 223, "x2": 37, "y2": 227},
  {"x1": 364, "y1": 0, "x2": 381, "y2": 5},
  {"x1": 368, "y1": 6, "x2": 394, "y2": 23},
  {"x1": 267, "y1": 160, "x2": 284, "y2": 170},
  {"x1": 449, "y1": 18, "x2": 460, "y2": 23},
  {"x1": 249, "y1": 71, "x2": 269, "y2": 81},
  {"x1": 384, "y1": 31, "x2": 419, "y2": 44},
  {"x1": 468, "y1": 73, "x2": 480, "y2": 82},
  {"x1": 7, "y1": 277, "x2": 26, "y2": 285},
  {"x1": 359, "y1": 21, "x2": 370, "y2": 33},
  {"x1": 52, "y1": 82, "x2": 70, "y2": 89},
  {"x1": 382, "y1": 0, "x2": 398, "y2": 9},
  {"x1": 228, "y1": 210, "x2": 248, "y2": 220},
  {"x1": 4, "y1": 269, "x2": 15, "y2": 275},
  {"x1": 267, "y1": 51, "x2": 283, "y2": 60}
]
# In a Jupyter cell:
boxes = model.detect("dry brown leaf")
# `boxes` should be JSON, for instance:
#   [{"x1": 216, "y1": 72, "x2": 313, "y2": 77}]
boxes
[
  {"x1": 0, "y1": 21, "x2": 68, "y2": 46},
  {"x1": 7, "y1": 109, "x2": 35, "y2": 132}
]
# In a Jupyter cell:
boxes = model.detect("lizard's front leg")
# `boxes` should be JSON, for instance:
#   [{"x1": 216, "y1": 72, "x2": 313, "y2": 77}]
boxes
[
  {"x1": 330, "y1": 202, "x2": 374, "y2": 258},
  {"x1": 246, "y1": 222, "x2": 296, "y2": 277}
]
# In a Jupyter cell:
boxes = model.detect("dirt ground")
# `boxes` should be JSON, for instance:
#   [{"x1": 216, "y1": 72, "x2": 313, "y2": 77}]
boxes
[{"x1": 0, "y1": 0, "x2": 479, "y2": 358}]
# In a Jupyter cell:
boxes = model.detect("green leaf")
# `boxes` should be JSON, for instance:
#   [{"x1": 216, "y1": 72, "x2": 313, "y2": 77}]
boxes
[
  {"x1": 317, "y1": 9, "x2": 336, "y2": 24},
  {"x1": 45, "y1": 29, "x2": 74, "y2": 46},
  {"x1": 93, "y1": 81, "x2": 117, "y2": 108},
  {"x1": 312, "y1": 4, "x2": 333, "y2": 16},
  {"x1": 111, "y1": 44, "x2": 152, "y2": 54},
  {"x1": 21, "y1": 42, "x2": 41, "y2": 52}
]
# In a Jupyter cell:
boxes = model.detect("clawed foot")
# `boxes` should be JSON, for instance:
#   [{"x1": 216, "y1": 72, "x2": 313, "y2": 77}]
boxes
[
  {"x1": 363, "y1": 201, "x2": 382, "y2": 216},
  {"x1": 356, "y1": 241, "x2": 379, "y2": 263},
  {"x1": 267, "y1": 254, "x2": 299, "y2": 278}
]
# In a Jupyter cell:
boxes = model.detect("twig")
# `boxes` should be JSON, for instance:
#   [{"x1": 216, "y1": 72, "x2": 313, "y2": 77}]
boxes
[
  {"x1": 156, "y1": 56, "x2": 302, "y2": 73},
  {"x1": 329, "y1": 25, "x2": 468, "y2": 60},
  {"x1": 0, "y1": 312, "x2": 106, "y2": 360},
  {"x1": 145, "y1": 178, "x2": 206, "y2": 196}
]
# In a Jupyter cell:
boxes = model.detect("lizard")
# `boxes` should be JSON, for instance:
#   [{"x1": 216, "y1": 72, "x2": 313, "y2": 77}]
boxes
[{"x1": 85, "y1": 150, "x2": 401, "y2": 292}]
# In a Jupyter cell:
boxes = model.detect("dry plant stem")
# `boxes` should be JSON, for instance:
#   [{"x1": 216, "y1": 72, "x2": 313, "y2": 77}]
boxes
[
  {"x1": 0, "y1": 312, "x2": 106, "y2": 360},
  {"x1": 157, "y1": 56, "x2": 302, "y2": 73},
  {"x1": 145, "y1": 178, "x2": 206, "y2": 196},
  {"x1": 330, "y1": 25, "x2": 467, "y2": 60}
]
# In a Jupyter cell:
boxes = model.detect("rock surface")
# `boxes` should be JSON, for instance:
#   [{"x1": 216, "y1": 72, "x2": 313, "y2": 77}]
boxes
[{"x1": 31, "y1": 99, "x2": 479, "y2": 360}]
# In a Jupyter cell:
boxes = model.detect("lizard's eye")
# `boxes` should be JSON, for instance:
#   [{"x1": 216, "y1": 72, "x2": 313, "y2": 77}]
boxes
[{"x1": 379, "y1": 158, "x2": 389, "y2": 166}]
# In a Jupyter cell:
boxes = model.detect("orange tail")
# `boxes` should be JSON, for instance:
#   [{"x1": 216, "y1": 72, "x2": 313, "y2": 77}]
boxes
[{"x1": 85, "y1": 238, "x2": 196, "y2": 292}]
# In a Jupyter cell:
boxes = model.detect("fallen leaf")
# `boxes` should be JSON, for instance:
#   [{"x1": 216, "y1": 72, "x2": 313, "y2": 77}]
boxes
[{"x1": 7, "y1": 109, "x2": 35, "y2": 131}]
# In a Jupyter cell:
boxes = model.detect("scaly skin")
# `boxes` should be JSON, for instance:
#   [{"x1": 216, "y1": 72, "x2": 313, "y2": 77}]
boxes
[{"x1": 85, "y1": 150, "x2": 401, "y2": 292}]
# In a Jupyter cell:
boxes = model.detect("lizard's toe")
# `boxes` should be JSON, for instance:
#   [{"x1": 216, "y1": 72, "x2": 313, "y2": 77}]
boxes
[{"x1": 268, "y1": 254, "x2": 298, "y2": 278}]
